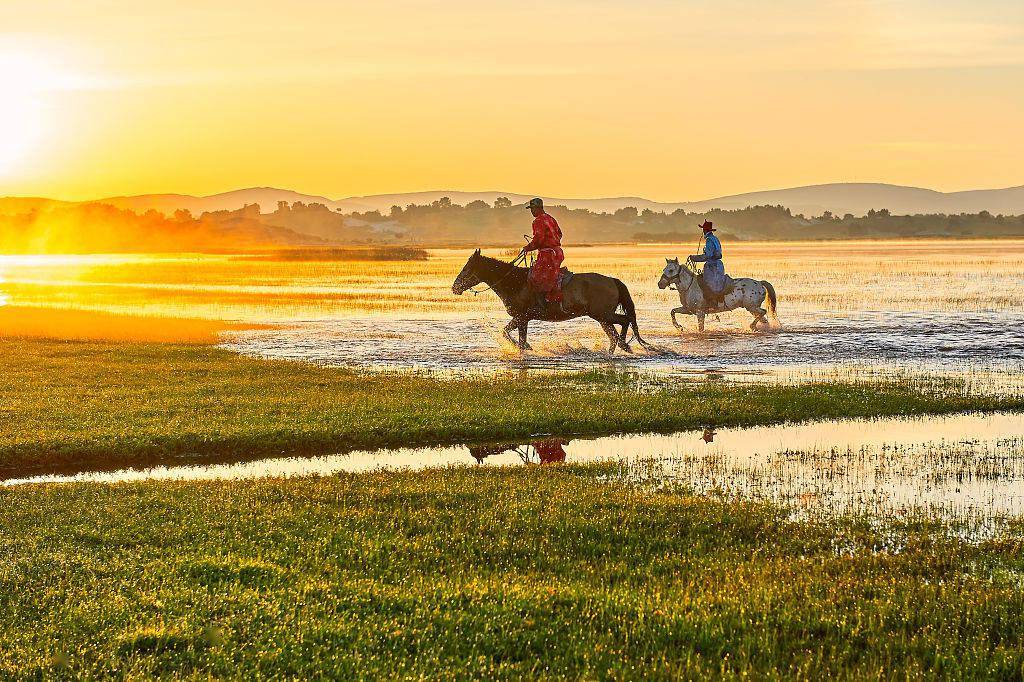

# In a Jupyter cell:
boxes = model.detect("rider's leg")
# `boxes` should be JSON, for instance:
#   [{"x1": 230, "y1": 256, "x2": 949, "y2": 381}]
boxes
[{"x1": 696, "y1": 277, "x2": 724, "y2": 309}]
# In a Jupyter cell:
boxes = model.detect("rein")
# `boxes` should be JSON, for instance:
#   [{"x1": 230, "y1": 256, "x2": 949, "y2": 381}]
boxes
[{"x1": 466, "y1": 252, "x2": 528, "y2": 296}]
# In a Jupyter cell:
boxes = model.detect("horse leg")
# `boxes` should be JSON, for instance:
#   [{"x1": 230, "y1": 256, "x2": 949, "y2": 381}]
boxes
[
  {"x1": 670, "y1": 307, "x2": 686, "y2": 330},
  {"x1": 696, "y1": 311, "x2": 705, "y2": 333},
  {"x1": 609, "y1": 312, "x2": 632, "y2": 352},
  {"x1": 518, "y1": 318, "x2": 533, "y2": 350},
  {"x1": 599, "y1": 322, "x2": 619, "y2": 354},
  {"x1": 502, "y1": 319, "x2": 518, "y2": 346},
  {"x1": 748, "y1": 307, "x2": 767, "y2": 330}
]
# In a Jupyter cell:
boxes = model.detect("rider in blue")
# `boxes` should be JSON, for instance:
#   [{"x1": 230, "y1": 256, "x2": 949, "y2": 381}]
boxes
[{"x1": 688, "y1": 220, "x2": 726, "y2": 309}]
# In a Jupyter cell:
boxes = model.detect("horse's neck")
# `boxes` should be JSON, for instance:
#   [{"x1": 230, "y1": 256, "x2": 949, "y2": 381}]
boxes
[
  {"x1": 480, "y1": 258, "x2": 525, "y2": 299},
  {"x1": 677, "y1": 269, "x2": 700, "y2": 303}
]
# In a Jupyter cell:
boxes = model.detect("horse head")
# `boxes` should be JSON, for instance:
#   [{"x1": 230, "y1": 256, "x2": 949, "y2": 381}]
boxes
[
  {"x1": 452, "y1": 248, "x2": 483, "y2": 295},
  {"x1": 658, "y1": 257, "x2": 683, "y2": 290}
]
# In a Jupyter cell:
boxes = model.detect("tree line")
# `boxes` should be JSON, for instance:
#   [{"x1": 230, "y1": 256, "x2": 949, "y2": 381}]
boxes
[{"x1": 348, "y1": 198, "x2": 1024, "y2": 244}]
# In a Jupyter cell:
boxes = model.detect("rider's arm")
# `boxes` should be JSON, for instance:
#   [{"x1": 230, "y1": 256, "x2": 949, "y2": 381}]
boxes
[
  {"x1": 522, "y1": 218, "x2": 541, "y2": 252},
  {"x1": 690, "y1": 237, "x2": 715, "y2": 262}
]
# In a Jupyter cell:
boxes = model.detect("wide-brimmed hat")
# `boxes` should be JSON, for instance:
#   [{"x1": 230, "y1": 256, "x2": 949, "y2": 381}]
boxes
[{"x1": 699, "y1": 220, "x2": 715, "y2": 232}]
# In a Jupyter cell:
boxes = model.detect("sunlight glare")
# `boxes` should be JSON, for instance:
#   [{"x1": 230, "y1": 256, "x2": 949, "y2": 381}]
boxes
[{"x1": 0, "y1": 51, "x2": 71, "y2": 176}]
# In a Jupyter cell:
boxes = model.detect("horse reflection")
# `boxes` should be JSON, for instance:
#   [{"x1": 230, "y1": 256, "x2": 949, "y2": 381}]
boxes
[{"x1": 467, "y1": 437, "x2": 570, "y2": 465}]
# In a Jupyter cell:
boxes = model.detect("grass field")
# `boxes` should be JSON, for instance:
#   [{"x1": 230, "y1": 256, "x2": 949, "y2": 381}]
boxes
[
  {"x1": 2, "y1": 338, "x2": 1021, "y2": 473},
  {"x1": 3, "y1": 465, "x2": 1024, "y2": 677}
]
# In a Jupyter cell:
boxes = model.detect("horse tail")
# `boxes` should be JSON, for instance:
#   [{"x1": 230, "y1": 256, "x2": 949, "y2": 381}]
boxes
[
  {"x1": 761, "y1": 280, "x2": 778, "y2": 322},
  {"x1": 615, "y1": 279, "x2": 654, "y2": 349}
]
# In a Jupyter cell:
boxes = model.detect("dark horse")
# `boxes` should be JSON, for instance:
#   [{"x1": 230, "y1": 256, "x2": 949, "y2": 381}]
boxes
[{"x1": 452, "y1": 250, "x2": 652, "y2": 353}]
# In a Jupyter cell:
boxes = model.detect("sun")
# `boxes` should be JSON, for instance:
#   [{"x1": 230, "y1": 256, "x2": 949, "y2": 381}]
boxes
[{"x1": 0, "y1": 51, "x2": 69, "y2": 176}]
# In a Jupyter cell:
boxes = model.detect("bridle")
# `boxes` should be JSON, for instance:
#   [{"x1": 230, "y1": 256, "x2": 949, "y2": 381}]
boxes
[{"x1": 665, "y1": 261, "x2": 698, "y2": 291}]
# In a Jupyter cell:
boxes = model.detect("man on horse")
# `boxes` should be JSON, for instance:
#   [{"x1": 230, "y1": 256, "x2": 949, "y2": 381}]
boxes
[
  {"x1": 518, "y1": 197, "x2": 564, "y2": 313},
  {"x1": 688, "y1": 220, "x2": 727, "y2": 309}
]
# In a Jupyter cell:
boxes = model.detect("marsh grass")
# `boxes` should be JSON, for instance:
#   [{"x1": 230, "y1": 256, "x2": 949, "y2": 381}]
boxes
[
  {"x1": 242, "y1": 246, "x2": 429, "y2": 261},
  {"x1": 1, "y1": 339, "x2": 1022, "y2": 474},
  {"x1": 2, "y1": 466, "x2": 1024, "y2": 677}
]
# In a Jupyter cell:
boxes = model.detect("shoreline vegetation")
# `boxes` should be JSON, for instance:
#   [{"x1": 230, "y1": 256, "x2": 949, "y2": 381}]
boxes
[
  {"x1": 238, "y1": 246, "x2": 429, "y2": 261},
  {"x1": 3, "y1": 194, "x2": 1024, "y2": 253},
  {"x1": 1, "y1": 338, "x2": 1021, "y2": 475},
  {"x1": 3, "y1": 465, "x2": 1024, "y2": 676}
]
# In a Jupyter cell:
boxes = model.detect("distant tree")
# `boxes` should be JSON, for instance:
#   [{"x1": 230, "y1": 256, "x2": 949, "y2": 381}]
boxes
[
  {"x1": 173, "y1": 209, "x2": 192, "y2": 222},
  {"x1": 493, "y1": 197, "x2": 513, "y2": 209},
  {"x1": 390, "y1": 205, "x2": 403, "y2": 218},
  {"x1": 614, "y1": 206, "x2": 639, "y2": 221},
  {"x1": 819, "y1": 210, "x2": 833, "y2": 221},
  {"x1": 432, "y1": 197, "x2": 453, "y2": 210},
  {"x1": 466, "y1": 200, "x2": 490, "y2": 210}
]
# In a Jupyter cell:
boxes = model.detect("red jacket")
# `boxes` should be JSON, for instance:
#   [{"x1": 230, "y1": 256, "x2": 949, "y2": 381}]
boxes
[{"x1": 525, "y1": 213, "x2": 562, "y2": 251}]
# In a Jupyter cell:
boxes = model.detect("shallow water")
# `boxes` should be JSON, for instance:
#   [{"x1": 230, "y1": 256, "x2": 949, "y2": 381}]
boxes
[
  {"x1": 8, "y1": 411, "x2": 1023, "y2": 527},
  {"x1": 2, "y1": 241, "x2": 1022, "y2": 382}
]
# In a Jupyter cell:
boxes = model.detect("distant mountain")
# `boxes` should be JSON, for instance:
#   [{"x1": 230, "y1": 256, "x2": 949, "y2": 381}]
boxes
[
  {"x1": 69, "y1": 183, "x2": 1024, "y2": 218},
  {"x1": 99, "y1": 187, "x2": 338, "y2": 216},
  {"x1": 329, "y1": 191, "x2": 679, "y2": 215},
  {"x1": 680, "y1": 183, "x2": 1024, "y2": 218},
  {"x1": 4, "y1": 183, "x2": 1024, "y2": 225}
]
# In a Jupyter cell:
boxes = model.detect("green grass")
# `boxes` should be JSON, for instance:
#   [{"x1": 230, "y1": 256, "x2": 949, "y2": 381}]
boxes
[
  {"x1": 2, "y1": 466, "x2": 1024, "y2": 677},
  {"x1": 1, "y1": 338, "x2": 1021, "y2": 473}
]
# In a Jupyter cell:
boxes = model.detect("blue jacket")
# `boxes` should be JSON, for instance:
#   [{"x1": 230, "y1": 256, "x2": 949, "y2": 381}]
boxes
[{"x1": 690, "y1": 234, "x2": 726, "y2": 292}]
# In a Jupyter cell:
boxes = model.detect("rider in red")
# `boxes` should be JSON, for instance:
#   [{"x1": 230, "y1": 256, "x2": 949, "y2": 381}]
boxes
[{"x1": 520, "y1": 197, "x2": 564, "y2": 310}]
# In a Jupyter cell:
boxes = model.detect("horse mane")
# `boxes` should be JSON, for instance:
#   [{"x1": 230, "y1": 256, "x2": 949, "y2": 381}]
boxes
[{"x1": 477, "y1": 253, "x2": 528, "y2": 273}]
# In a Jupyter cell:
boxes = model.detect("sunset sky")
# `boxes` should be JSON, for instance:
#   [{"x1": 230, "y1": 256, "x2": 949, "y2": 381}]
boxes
[{"x1": 1, "y1": 0, "x2": 1022, "y2": 202}]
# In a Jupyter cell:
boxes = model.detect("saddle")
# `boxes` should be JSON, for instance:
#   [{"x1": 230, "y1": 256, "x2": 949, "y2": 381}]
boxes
[{"x1": 698, "y1": 273, "x2": 735, "y2": 297}]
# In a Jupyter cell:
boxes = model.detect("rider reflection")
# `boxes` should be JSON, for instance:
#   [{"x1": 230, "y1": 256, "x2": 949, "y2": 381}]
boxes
[
  {"x1": 532, "y1": 437, "x2": 568, "y2": 464},
  {"x1": 467, "y1": 438, "x2": 570, "y2": 465}
]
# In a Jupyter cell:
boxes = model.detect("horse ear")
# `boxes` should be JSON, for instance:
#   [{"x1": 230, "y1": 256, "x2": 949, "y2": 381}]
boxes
[{"x1": 474, "y1": 248, "x2": 480, "y2": 255}]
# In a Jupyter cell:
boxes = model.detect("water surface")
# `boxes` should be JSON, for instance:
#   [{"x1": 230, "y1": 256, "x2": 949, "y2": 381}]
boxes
[
  {"x1": 8, "y1": 411, "x2": 1023, "y2": 529},
  {"x1": 2, "y1": 242, "x2": 1022, "y2": 382}
]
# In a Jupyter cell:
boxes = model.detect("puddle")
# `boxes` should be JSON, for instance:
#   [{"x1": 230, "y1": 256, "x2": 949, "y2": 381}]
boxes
[{"x1": 6, "y1": 412, "x2": 1023, "y2": 527}]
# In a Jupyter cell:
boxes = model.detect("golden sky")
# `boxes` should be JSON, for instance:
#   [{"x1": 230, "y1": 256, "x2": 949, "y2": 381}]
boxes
[{"x1": 1, "y1": 0, "x2": 1022, "y2": 202}]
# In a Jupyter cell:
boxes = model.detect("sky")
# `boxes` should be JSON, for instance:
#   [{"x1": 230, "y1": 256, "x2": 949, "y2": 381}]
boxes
[{"x1": 0, "y1": 0, "x2": 1022, "y2": 202}]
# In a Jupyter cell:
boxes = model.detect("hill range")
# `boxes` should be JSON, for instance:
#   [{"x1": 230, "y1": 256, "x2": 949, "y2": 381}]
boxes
[{"x1": 5, "y1": 182, "x2": 1024, "y2": 219}]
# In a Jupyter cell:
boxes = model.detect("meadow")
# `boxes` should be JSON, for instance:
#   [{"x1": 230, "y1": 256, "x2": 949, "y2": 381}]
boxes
[{"x1": 3, "y1": 465, "x2": 1024, "y2": 677}]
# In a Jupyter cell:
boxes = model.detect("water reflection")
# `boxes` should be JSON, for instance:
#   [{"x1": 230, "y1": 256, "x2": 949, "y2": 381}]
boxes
[
  {"x1": 6, "y1": 412, "x2": 1024, "y2": 530},
  {"x1": 469, "y1": 438, "x2": 570, "y2": 465}
]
